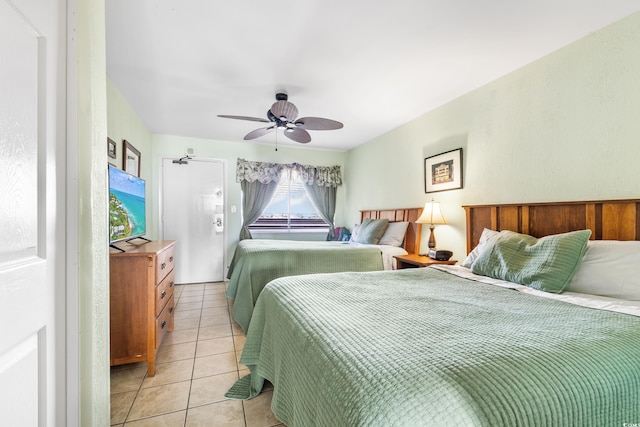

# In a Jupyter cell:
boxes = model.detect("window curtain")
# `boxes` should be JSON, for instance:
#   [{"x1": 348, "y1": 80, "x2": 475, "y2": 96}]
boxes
[
  {"x1": 303, "y1": 183, "x2": 337, "y2": 240},
  {"x1": 236, "y1": 159, "x2": 284, "y2": 240},
  {"x1": 239, "y1": 179, "x2": 279, "y2": 240},
  {"x1": 293, "y1": 162, "x2": 342, "y2": 240},
  {"x1": 236, "y1": 158, "x2": 342, "y2": 240}
]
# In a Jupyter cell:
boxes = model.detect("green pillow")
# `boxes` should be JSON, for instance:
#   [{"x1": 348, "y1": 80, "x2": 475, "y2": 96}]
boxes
[
  {"x1": 470, "y1": 229, "x2": 591, "y2": 293},
  {"x1": 354, "y1": 218, "x2": 389, "y2": 244}
]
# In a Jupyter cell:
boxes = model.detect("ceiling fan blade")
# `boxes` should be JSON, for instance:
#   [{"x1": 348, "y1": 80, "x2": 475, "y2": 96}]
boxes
[
  {"x1": 244, "y1": 126, "x2": 275, "y2": 140},
  {"x1": 218, "y1": 114, "x2": 270, "y2": 123},
  {"x1": 295, "y1": 117, "x2": 343, "y2": 130},
  {"x1": 284, "y1": 127, "x2": 311, "y2": 144},
  {"x1": 270, "y1": 100, "x2": 299, "y2": 121}
]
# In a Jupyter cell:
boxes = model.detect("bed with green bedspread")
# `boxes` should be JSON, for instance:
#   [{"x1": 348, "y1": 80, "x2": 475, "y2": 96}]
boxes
[
  {"x1": 226, "y1": 239, "x2": 384, "y2": 332},
  {"x1": 227, "y1": 267, "x2": 640, "y2": 426}
]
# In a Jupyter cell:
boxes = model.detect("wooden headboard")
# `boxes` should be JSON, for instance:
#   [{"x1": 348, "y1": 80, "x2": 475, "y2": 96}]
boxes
[
  {"x1": 463, "y1": 199, "x2": 640, "y2": 254},
  {"x1": 360, "y1": 207, "x2": 423, "y2": 254}
]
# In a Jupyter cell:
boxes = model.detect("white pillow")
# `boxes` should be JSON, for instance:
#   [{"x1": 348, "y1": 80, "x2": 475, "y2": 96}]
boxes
[
  {"x1": 378, "y1": 222, "x2": 409, "y2": 247},
  {"x1": 349, "y1": 223, "x2": 360, "y2": 242},
  {"x1": 564, "y1": 240, "x2": 640, "y2": 300},
  {"x1": 461, "y1": 228, "x2": 500, "y2": 268}
]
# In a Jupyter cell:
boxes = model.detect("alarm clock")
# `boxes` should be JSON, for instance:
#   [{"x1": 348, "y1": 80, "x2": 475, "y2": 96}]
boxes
[{"x1": 428, "y1": 249, "x2": 453, "y2": 261}]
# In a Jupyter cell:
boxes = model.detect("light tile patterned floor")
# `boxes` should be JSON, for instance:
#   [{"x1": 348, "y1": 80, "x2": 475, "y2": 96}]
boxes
[{"x1": 110, "y1": 282, "x2": 283, "y2": 427}]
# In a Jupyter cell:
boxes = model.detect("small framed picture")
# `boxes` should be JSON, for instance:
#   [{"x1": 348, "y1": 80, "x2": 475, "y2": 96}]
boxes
[
  {"x1": 107, "y1": 137, "x2": 117, "y2": 159},
  {"x1": 123, "y1": 140, "x2": 141, "y2": 177},
  {"x1": 424, "y1": 148, "x2": 463, "y2": 193}
]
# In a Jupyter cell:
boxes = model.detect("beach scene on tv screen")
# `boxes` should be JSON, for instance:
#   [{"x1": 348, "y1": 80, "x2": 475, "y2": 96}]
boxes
[{"x1": 109, "y1": 170, "x2": 146, "y2": 242}]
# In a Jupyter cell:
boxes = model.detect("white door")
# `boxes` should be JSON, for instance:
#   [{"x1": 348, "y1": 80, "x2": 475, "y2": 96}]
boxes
[
  {"x1": 0, "y1": 0, "x2": 64, "y2": 425},
  {"x1": 162, "y1": 158, "x2": 226, "y2": 284}
]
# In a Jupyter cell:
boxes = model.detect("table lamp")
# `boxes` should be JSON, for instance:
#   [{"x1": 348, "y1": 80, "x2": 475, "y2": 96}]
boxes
[{"x1": 416, "y1": 199, "x2": 447, "y2": 252}]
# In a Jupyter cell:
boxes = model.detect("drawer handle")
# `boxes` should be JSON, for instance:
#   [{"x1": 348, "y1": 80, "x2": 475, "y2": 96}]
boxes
[
  {"x1": 169, "y1": 256, "x2": 174, "y2": 262},
  {"x1": 161, "y1": 320, "x2": 167, "y2": 329},
  {"x1": 161, "y1": 290, "x2": 166, "y2": 299},
  {"x1": 169, "y1": 281, "x2": 174, "y2": 288},
  {"x1": 161, "y1": 262, "x2": 166, "y2": 270},
  {"x1": 169, "y1": 306, "x2": 174, "y2": 314}
]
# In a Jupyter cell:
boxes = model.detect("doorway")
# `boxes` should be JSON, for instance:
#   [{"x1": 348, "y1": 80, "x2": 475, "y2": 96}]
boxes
[{"x1": 161, "y1": 158, "x2": 226, "y2": 284}]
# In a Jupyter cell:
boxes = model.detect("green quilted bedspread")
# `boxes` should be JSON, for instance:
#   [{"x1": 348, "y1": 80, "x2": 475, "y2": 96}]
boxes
[
  {"x1": 227, "y1": 268, "x2": 640, "y2": 426},
  {"x1": 226, "y1": 239, "x2": 384, "y2": 332}
]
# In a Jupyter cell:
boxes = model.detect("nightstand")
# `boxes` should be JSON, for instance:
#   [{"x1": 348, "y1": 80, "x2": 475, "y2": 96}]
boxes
[{"x1": 394, "y1": 253, "x2": 457, "y2": 269}]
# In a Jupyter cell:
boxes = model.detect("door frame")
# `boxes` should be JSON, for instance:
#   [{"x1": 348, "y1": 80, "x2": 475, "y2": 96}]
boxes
[{"x1": 159, "y1": 156, "x2": 228, "y2": 283}]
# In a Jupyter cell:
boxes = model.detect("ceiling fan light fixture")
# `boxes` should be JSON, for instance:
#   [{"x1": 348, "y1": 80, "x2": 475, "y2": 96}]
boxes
[
  {"x1": 271, "y1": 100, "x2": 298, "y2": 121},
  {"x1": 218, "y1": 93, "x2": 342, "y2": 144}
]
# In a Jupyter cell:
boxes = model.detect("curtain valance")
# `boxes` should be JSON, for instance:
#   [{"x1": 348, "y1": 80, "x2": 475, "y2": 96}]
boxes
[{"x1": 236, "y1": 158, "x2": 342, "y2": 187}]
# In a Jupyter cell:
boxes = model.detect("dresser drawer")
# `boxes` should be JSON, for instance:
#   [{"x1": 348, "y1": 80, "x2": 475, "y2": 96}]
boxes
[
  {"x1": 156, "y1": 294, "x2": 174, "y2": 349},
  {"x1": 156, "y1": 244, "x2": 175, "y2": 283},
  {"x1": 155, "y1": 269, "x2": 175, "y2": 316}
]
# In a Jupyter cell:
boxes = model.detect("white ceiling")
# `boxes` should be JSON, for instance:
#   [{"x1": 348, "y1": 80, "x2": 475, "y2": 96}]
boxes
[{"x1": 106, "y1": 1, "x2": 639, "y2": 152}]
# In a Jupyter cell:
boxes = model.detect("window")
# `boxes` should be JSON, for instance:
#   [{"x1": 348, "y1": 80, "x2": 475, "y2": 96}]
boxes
[{"x1": 250, "y1": 170, "x2": 327, "y2": 231}]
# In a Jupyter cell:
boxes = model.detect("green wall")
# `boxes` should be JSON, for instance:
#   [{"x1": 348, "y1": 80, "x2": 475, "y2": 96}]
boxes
[
  {"x1": 345, "y1": 12, "x2": 640, "y2": 262},
  {"x1": 107, "y1": 77, "x2": 154, "y2": 235}
]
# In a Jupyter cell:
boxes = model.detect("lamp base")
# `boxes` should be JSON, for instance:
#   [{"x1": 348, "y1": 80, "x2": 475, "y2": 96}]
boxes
[{"x1": 428, "y1": 225, "x2": 436, "y2": 249}]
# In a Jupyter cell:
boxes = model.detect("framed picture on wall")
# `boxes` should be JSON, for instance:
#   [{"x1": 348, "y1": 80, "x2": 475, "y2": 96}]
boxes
[
  {"x1": 123, "y1": 140, "x2": 141, "y2": 177},
  {"x1": 107, "y1": 137, "x2": 117, "y2": 159},
  {"x1": 424, "y1": 148, "x2": 463, "y2": 193}
]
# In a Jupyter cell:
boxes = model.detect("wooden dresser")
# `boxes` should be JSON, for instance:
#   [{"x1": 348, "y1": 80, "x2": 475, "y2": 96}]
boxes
[{"x1": 109, "y1": 240, "x2": 176, "y2": 376}]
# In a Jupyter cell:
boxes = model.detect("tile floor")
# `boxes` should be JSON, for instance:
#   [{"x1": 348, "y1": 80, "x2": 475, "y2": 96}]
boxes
[{"x1": 110, "y1": 281, "x2": 284, "y2": 426}]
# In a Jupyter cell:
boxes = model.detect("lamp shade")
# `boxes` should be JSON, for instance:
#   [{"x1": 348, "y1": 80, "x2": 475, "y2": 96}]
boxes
[{"x1": 416, "y1": 200, "x2": 446, "y2": 225}]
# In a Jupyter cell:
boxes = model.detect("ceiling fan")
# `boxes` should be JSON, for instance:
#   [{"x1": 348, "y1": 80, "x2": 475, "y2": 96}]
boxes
[{"x1": 218, "y1": 93, "x2": 343, "y2": 144}]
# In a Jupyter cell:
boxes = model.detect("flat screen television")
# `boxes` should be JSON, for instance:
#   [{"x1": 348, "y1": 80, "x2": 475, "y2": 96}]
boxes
[{"x1": 108, "y1": 164, "x2": 147, "y2": 245}]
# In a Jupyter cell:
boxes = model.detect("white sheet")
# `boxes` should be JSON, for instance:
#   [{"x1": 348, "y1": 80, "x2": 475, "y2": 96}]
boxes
[
  {"x1": 431, "y1": 264, "x2": 640, "y2": 318},
  {"x1": 346, "y1": 242, "x2": 408, "y2": 270},
  {"x1": 376, "y1": 244, "x2": 408, "y2": 270}
]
